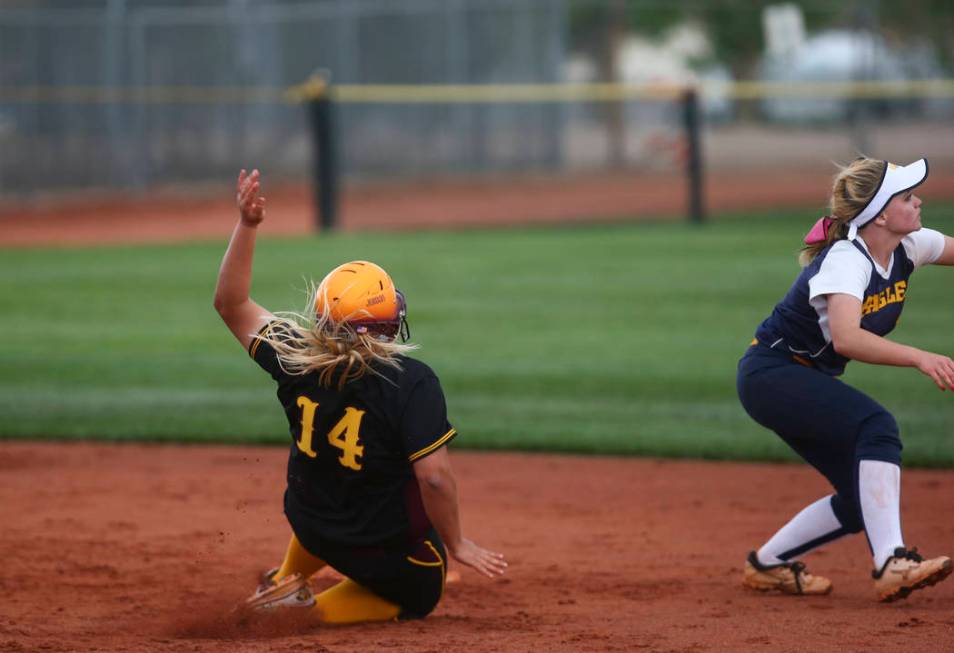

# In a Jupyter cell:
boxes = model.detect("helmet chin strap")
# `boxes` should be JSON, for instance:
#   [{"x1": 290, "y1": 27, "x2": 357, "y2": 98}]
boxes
[
  {"x1": 399, "y1": 315, "x2": 410, "y2": 343},
  {"x1": 395, "y1": 288, "x2": 409, "y2": 343}
]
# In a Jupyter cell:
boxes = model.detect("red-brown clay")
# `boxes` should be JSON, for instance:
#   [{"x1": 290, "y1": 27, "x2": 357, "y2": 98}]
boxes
[{"x1": 1, "y1": 442, "x2": 952, "y2": 652}]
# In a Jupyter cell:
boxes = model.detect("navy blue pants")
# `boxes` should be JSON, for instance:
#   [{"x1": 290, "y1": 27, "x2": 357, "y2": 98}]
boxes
[{"x1": 737, "y1": 343, "x2": 902, "y2": 535}]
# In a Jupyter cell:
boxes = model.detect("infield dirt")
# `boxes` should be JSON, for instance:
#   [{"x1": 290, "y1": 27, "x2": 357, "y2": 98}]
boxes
[{"x1": 1, "y1": 441, "x2": 952, "y2": 653}]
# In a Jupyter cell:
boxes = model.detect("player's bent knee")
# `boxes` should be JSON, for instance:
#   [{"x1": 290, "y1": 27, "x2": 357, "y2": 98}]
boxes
[
  {"x1": 855, "y1": 411, "x2": 902, "y2": 465},
  {"x1": 392, "y1": 585, "x2": 442, "y2": 620},
  {"x1": 397, "y1": 603, "x2": 437, "y2": 620}
]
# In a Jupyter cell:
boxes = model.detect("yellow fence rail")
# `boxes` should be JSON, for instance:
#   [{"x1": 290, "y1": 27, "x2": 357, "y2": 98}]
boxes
[{"x1": 4, "y1": 80, "x2": 954, "y2": 105}]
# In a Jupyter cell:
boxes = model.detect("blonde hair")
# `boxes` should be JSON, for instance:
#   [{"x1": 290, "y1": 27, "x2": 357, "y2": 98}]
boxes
[
  {"x1": 799, "y1": 157, "x2": 887, "y2": 266},
  {"x1": 255, "y1": 282, "x2": 417, "y2": 389}
]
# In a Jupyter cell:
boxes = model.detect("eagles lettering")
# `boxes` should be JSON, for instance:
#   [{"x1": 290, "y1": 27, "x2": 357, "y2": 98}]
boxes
[{"x1": 862, "y1": 280, "x2": 907, "y2": 316}]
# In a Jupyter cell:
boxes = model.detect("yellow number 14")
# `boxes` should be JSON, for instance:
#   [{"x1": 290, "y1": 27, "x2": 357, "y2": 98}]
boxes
[
  {"x1": 327, "y1": 407, "x2": 365, "y2": 470},
  {"x1": 295, "y1": 397, "x2": 365, "y2": 471}
]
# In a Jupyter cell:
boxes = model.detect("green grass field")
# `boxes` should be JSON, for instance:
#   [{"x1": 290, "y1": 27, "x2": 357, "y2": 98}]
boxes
[{"x1": 3, "y1": 208, "x2": 954, "y2": 466}]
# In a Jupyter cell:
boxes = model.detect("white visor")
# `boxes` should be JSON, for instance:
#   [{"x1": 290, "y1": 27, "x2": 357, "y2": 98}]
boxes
[{"x1": 847, "y1": 158, "x2": 928, "y2": 240}]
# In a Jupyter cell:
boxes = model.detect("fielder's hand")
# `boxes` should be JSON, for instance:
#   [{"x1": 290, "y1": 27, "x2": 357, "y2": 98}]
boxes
[
  {"x1": 450, "y1": 538, "x2": 507, "y2": 579},
  {"x1": 237, "y1": 168, "x2": 266, "y2": 227},
  {"x1": 915, "y1": 350, "x2": 954, "y2": 391}
]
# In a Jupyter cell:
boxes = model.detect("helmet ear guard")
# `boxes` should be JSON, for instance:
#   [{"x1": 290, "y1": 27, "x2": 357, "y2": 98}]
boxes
[{"x1": 354, "y1": 289, "x2": 409, "y2": 342}]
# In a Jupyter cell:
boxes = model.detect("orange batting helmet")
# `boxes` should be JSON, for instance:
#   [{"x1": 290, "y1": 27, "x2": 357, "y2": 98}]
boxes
[{"x1": 315, "y1": 261, "x2": 409, "y2": 341}]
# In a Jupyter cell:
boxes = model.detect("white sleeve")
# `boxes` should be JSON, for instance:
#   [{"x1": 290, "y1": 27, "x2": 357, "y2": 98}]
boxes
[
  {"x1": 808, "y1": 242, "x2": 871, "y2": 301},
  {"x1": 902, "y1": 228, "x2": 946, "y2": 267}
]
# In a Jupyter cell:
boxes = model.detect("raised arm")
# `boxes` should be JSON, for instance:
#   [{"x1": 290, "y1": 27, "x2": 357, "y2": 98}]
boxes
[
  {"x1": 213, "y1": 169, "x2": 275, "y2": 350},
  {"x1": 827, "y1": 293, "x2": 954, "y2": 390},
  {"x1": 413, "y1": 447, "x2": 507, "y2": 579}
]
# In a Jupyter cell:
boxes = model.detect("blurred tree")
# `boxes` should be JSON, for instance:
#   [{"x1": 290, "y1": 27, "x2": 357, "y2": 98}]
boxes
[
  {"x1": 879, "y1": 0, "x2": 954, "y2": 72},
  {"x1": 569, "y1": 2, "x2": 688, "y2": 164},
  {"x1": 569, "y1": 1, "x2": 684, "y2": 80},
  {"x1": 570, "y1": 1, "x2": 839, "y2": 81}
]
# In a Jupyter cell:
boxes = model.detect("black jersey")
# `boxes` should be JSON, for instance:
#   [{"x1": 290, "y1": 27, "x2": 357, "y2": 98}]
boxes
[{"x1": 249, "y1": 320, "x2": 457, "y2": 547}]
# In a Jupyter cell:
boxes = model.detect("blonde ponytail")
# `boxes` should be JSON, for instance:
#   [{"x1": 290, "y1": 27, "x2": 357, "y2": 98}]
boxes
[
  {"x1": 799, "y1": 157, "x2": 887, "y2": 266},
  {"x1": 255, "y1": 283, "x2": 417, "y2": 389}
]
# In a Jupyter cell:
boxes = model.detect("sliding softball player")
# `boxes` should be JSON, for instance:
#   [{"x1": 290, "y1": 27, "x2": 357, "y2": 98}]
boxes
[{"x1": 214, "y1": 169, "x2": 506, "y2": 623}]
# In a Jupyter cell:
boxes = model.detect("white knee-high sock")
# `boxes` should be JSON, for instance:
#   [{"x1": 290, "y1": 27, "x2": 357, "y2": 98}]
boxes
[
  {"x1": 859, "y1": 459, "x2": 904, "y2": 570},
  {"x1": 757, "y1": 495, "x2": 845, "y2": 565}
]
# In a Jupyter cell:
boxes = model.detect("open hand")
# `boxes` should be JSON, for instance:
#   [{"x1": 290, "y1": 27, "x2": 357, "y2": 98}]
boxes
[
  {"x1": 237, "y1": 169, "x2": 266, "y2": 226},
  {"x1": 916, "y1": 350, "x2": 954, "y2": 391},
  {"x1": 449, "y1": 538, "x2": 507, "y2": 579}
]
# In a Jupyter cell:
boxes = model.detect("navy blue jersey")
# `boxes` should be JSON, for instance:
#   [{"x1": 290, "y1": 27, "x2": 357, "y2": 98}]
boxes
[
  {"x1": 249, "y1": 320, "x2": 457, "y2": 547},
  {"x1": 754, "y1": 230, "x2": 944, "y2": 376}
]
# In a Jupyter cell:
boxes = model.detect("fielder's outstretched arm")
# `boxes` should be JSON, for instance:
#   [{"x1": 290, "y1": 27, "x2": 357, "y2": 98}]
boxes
[
  {"x1": 413, "y1": 447, "x2": 507, "y2": 579},
  {"x1": 214, "y1": 168, "x2": 275, "y2": 350},
  {"x1": 827, "y1": 292, "x2": 954, "y2": 391}
]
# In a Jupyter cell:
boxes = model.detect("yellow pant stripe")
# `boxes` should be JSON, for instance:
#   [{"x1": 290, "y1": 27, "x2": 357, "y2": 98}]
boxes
[{"x1": 406, "y1": 539, "x2": 446, "y2": 596}]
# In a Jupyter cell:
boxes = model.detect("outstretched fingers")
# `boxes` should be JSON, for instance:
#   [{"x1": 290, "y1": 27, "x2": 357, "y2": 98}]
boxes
[
  {"x1": 474, "y1": 548, "x2": 508, "y2": 579},
  {"x1": 236, "y1": 168, "x2": 266, "y2": 225},
  {"x1": 453, "y1": 539, "x2": 507, "y2": 579},
  {"x1": 937, "y1": 358, "x2": 954, "y2": 391},
  {"x1": 928, "y1": 354, "x2": 954, "y2": 391},
  {"x1": 237, "y1": 168, "x2": 257, "y2": 198}
]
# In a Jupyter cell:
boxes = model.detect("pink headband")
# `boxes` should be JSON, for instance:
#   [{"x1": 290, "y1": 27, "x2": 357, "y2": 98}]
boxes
[{"x1": 804, "y1": 216, "x2": 834, "y2": 245}]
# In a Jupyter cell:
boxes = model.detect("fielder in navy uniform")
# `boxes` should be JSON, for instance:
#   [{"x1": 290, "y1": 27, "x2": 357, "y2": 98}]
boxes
[
  {"x1": 214, "y1": 169, "x2": 506, "y2": 623},
  {"x1": 737, "y1": 157, "x2": 953, "y2": 602}
]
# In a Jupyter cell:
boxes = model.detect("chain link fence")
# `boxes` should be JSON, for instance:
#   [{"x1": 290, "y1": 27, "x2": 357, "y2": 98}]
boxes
[{"x1": 2, "y1": 0, "x2": 953, "y2": 199}]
